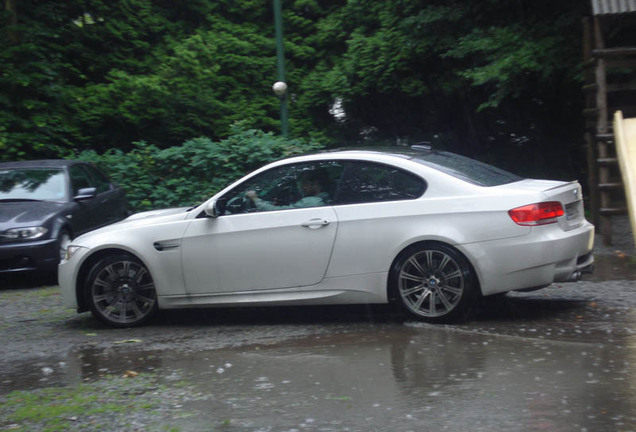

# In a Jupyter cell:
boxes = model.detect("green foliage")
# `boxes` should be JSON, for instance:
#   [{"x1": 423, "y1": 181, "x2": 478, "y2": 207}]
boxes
[
  {"x1": 76, "y1": 125, "x2": 323, "y2": 211},
  {"x1": 73, "y1": 14, "x2": 280, "y2": 150},
  {"x1": 443, "y1": 13, "x2": 582, "y2": 111},
  {"x1": 0, "y1": 0, "x2": 594, "y2": 181},
  {"x1": 0, "y1": 1, "x2": 84, "y2": 160},
  {"x1": 0, "y1": 372, "x2": 192, "y2": 432}
]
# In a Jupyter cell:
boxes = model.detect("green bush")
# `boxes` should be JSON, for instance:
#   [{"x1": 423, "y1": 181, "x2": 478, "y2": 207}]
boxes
[{"x1": 76, "y1": 124, "x2": 323, "y2": 212}]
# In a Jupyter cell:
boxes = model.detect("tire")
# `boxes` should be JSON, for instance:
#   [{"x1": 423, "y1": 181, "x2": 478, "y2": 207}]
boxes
[
  {"x1": 389, "y1": 242, "x2": 477, "y2": 324},
  {"x1": 86, "y1": 254, "x2": 158, "y2": 327}
]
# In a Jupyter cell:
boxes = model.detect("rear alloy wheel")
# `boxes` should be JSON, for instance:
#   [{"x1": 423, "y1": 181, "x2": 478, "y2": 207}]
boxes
[
  {"x1": 391, "y1": 243, "x2": 477, "y2": 323},
  {"x1": 86, "y1": 254, "x2": 158, "y2": 327}
]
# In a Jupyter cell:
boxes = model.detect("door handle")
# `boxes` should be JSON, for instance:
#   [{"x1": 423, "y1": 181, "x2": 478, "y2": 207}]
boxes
[{"x1": 301, "y1": 218, "x2": 330, "y2": 229}]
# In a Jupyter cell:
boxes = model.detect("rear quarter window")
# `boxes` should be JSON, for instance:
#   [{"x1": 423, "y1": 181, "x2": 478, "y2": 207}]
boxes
[
  {"x1": 413, "y1": 151, "x2": 522, "y2": 186},
  {"x1": 334, "y1": 161, "x2": 427, "y2": 204}
]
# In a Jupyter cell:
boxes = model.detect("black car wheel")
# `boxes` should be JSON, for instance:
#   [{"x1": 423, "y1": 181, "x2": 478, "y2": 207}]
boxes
[
  {"x1": 390, "y1": 242, "x2": 477, "y2": 323},
  {"x1": 86, "y1": 254, "x2": 158, "y2": 327}
]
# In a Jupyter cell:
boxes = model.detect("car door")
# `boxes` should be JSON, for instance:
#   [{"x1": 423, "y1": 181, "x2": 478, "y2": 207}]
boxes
[
  {"x1": 83, "y1": 164, "x2": 126, "y2": 226},
  {"x1": 68, "y1": 164, "x2": 100, "y2": 235},
  {"x1": 180, "y1": 161, "x2": 343, "y2": 294}
]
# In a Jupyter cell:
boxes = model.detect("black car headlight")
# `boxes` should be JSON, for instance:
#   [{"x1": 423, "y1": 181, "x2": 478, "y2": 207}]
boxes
[{"x1": 1, "y1": 227, "x2": 48, "y2": 240}]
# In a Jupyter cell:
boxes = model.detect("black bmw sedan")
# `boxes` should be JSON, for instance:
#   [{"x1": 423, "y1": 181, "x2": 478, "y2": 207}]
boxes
[{"x1": 0, "y1": 160, "x2": 129, "y2": 275}]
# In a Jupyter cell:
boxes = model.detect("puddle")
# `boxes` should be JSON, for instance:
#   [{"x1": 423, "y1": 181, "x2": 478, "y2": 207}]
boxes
[
  {"x1": 2, "y1": 325, "x2": 635, "y2": 431},
  {"x1": 584, "y1": 252, "x2": 636, "y2": 281}
]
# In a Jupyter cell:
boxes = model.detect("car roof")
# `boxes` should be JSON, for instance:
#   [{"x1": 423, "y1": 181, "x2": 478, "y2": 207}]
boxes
[
  {"x1": 320, "y1": 146, "x2": 429, "y2": 160},
  {"x1": 276, "y1": 146, "x2": 462, "y2": 169},
  {"x1": 277, "y1": 146, "x2": 524, "y2": 187},
  {"x1": 0, "y1": 159, "x2": 86, "y2": 169}
]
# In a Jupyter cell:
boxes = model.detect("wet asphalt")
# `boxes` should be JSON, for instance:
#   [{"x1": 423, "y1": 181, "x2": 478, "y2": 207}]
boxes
[{"x1": 1, "y1": 239, "x2": 635, "y2": 431}]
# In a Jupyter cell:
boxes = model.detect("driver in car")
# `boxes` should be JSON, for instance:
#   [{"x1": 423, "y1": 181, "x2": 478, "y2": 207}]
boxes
[{"x1": 246, "y1": 168, "x2": 330, "y2": 211}]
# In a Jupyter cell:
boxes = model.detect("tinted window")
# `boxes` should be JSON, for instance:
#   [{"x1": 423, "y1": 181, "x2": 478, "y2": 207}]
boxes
[
  {"x1": 218, "y1": 161, "x2": 344, "y2": 214},
  {"x1": 413, "y1": 151, "x2": 522, "y2": 186},
  {"x1": 69, "y1": 165, "x2": 93, "y2": 195},
  {"x1": 0, "y1": 168, "x2": 66, "y2": 201},
  {"x1": 85, "y1": 165, "x2": 112, "y2": 194},
  {"x1": 334, "y1": 161, "x2": 426, "y2": 204}
]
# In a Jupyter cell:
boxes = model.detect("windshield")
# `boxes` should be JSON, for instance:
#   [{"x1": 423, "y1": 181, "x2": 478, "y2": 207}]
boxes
[
  {"x1": 412, "y1": 151, "x2": 523, "y2": 187},
  {"x1": 0, "y1": 168, "x2": 67, "y2": 201}
]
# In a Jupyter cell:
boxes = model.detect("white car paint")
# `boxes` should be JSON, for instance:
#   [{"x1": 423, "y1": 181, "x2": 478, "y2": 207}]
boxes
[
  {"x1": 180, "y1": 206, "x2": 338, "y2": 294},
  {"x1": 59, "y1": 149, "x2": 595, "y2": 325}
]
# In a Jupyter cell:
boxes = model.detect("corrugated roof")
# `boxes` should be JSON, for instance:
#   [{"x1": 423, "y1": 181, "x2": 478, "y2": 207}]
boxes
[{"x1": 592, "y1": 0, "x2": 636, "y2": 15}]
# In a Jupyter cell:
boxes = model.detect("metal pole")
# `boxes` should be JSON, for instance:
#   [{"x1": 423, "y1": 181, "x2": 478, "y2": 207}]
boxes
[{"x1": 273, "y1": 0, "x2": 288, "y2": 137}]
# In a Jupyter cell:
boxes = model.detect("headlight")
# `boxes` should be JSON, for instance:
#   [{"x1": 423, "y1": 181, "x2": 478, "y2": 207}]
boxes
[
  {"x1": 64, "y1": 245, "x2": 84, "y2": 261},
  {"x1": 1, "y1": 227, "x2": 48, "y2": 240}
]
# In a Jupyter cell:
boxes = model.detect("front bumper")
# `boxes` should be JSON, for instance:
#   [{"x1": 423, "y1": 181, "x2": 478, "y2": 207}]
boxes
[
  {"x1": 58, "y1": 246, "x2": 91, "y2": 309},
  {"x1": 0, "y1": 238, "x2": 58, "y2": 273}
]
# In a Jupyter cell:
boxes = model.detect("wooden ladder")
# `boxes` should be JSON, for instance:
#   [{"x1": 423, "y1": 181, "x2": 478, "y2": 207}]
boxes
[{"x1": 583, "y1": 16, "x2": 636, "y2": 245}]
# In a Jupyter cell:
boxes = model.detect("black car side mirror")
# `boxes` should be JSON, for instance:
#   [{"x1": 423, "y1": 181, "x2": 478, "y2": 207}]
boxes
[{"x1": 74, "y1": 187, "x2": 97, "y2": 201}]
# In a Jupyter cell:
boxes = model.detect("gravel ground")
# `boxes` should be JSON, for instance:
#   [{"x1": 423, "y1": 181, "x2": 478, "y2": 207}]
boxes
[{"x1": 593, "y1": 214, "x2": 636, "y2": 256}]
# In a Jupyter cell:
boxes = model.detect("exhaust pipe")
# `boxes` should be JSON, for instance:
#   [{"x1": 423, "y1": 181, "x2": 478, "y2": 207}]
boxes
[{"x1": 565, "y1": 271, "x2": 582, "y2": 282}]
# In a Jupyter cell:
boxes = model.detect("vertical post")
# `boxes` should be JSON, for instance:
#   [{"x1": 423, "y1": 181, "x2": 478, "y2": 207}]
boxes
[
  {"x1": 583, "y1": 17, "x2": 600, "y2": 230},
  {"x1": 593, "y1": 15, "x2": 613, "y2": 245},
  {"x1": 273, "y1": 0, "x2": 288, "y2": 137},
  {"x1": 5, "y1": 0, "x2": 19, "y2": 44}
]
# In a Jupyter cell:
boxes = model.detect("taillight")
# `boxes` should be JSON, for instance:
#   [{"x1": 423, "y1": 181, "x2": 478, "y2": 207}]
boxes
[{"x1": 508, "y1": 201, "x2": 565, "y2": 226}]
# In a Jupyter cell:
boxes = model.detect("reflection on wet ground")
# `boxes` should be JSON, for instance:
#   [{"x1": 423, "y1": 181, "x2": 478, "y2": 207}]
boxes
[
  {"x1": 586, "y1": 252, "x2": 636, "y2": 281},
  {"x1": 4, "y1": 322, "x2": 636, "y2": 431},
  {"x1": 2, "y1": 293, "x2": 636, "y2": 431},
  {"x1": 1, "y1": 251, "x2": 635, "y2": 431}
]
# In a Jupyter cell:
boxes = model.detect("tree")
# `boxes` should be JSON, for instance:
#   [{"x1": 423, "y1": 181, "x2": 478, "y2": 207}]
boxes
[
  {"x1": 0, "y1": 0, "x2": 84, "y2": 159},
  {"x1": 1, "y1": 0, "x2": 591, "y2": 182},
  {"x1": 299, "y1": 0, "x2": 588, "y2": 178}
]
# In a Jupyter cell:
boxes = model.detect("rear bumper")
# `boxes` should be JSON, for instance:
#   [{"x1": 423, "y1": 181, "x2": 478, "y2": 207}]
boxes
[
  {"x1": 459, "y1": 220, "x2": 595, "y2": 296},
  {"x1": 0, "y1": 238, "x2": 58, "y2": 273}
]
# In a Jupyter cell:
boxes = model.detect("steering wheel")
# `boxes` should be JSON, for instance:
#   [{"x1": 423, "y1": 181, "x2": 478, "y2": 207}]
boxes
[{"x1": 225, "y1": 194, "x2": 256, "y2": 214}]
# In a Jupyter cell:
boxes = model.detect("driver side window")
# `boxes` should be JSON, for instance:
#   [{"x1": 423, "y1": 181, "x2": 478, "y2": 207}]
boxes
[
  {"x1": 69, "y1": 165, "x2": 93, "y2": 196},
  {"x1": 217, "y1": 161, "x2": 343, "y2": 215}
]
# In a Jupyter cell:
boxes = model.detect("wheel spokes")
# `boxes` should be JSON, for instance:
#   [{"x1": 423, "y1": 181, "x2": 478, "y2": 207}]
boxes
[
  {"x1": 406, "y1": 256, "x2": 427, "y2": 276},
  {"x1": 398, "y1": 249, "x2": 465, "y2": 318},
  {"x1": 91, "y1": 259, "x2": 157, "y2": 324},
  {"x1": 413, "y1": 289, "x2": 431, "y2": 310},
  {"x1": 442, "y1": 269, "x2": 463, "y2": 283},
  {"x1": 400, "y1": 270, "x2": 424, "y2": 283},
  {"x1": 401, "y1": 284, "x2": 426, "y2": 297}
]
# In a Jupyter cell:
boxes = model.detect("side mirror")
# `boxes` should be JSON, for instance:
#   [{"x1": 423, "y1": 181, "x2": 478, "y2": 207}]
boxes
[
  {"x1": 74, "y1": 187, "x2": 97, "y2": 201},
  {"x1": 204, "y1": 200, "x2": 224, "y2": 218}
]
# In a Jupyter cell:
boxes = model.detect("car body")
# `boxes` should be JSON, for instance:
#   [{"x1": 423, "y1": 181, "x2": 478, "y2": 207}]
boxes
[
  {"x1": 0, "y1": 160, "x2": 129, "y2": 274},
  {"x1": 59, "y1": 147, "x2": 594, "y2": 327}
]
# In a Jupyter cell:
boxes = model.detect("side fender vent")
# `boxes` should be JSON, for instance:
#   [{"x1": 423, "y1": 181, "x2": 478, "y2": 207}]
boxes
[{"x1": 153, "y1": 241, "x2": 180, "y2": 252}]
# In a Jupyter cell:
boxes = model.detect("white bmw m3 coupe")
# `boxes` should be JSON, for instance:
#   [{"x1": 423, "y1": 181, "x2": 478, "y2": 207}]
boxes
[{"x1": 59, "y1": 147, "x2": 595, "y2": 327}]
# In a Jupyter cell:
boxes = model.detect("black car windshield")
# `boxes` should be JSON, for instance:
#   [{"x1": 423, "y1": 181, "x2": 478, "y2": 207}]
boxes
[
  {"x1": 412, "y1": 151, "x2": 523, "y2": 187},
  {"x1": 0, "y1": 168, "x2": 67, "y2": 201}
]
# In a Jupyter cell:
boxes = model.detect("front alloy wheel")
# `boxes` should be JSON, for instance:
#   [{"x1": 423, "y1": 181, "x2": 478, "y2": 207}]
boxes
[
  {"x1": 86, "y1": 254, "x2": 157, "y2": 327},
  {"x1": 391, "y1": 243, "x2": 476, "y2": 323}
]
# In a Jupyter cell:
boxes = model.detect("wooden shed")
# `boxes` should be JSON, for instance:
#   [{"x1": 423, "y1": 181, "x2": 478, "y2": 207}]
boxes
[{"x1": 583, "y1": 0, "x2": 636, "y2": 244}]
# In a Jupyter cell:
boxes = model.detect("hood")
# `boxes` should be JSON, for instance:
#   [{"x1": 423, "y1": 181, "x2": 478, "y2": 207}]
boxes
[
  {"x1": 125, "y1": 207, "x2": 192, "y2": 222},
  {"x1": 72, "y1": 206, "x2": 192, "y2": 243},
  {"x1": 0, "y1": 200, "x2": 68, "y2": 230}
]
